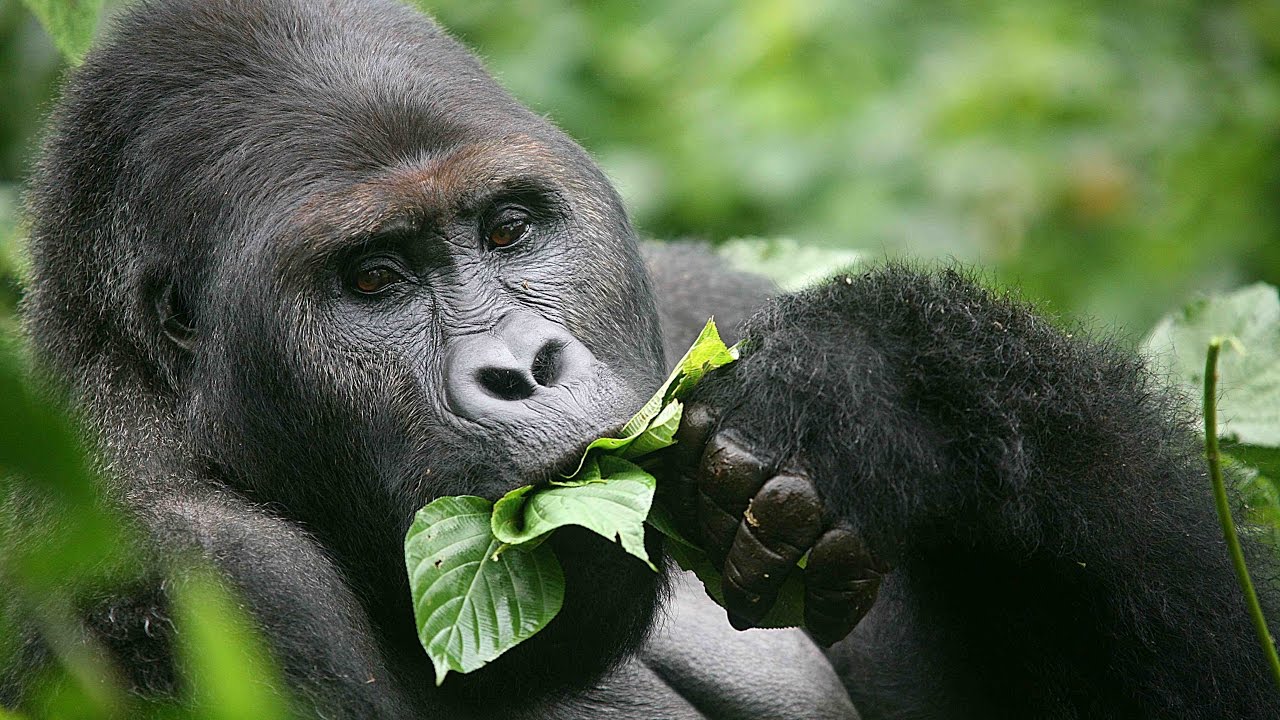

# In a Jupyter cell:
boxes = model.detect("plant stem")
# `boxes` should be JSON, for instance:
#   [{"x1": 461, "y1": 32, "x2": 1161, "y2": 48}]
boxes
[{"x1": 1203, "y1": 338, "x2": 1280, "y2": 690}]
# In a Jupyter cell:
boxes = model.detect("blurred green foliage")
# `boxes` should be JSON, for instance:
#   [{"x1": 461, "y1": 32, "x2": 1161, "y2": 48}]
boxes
[
  {"x1": 420, "y1": 0, "x2": 1280, "y2": 332},
  {"x1": 0, "y1": 1, "x2": 62, "y2": 182},
  {"x1": 0, "y1": 338, "x2": 291, "y2": 719},
  {"x1": 16, "y1": 0, "x2": 101, "y2": 62},
  {"x1": 0, "y1": 0, "x2": 1277, "y2": 332}
]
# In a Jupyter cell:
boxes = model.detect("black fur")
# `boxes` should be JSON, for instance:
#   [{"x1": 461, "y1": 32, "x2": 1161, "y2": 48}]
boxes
[
  {"x1": 6, "y1": 0, "x2": 1278, "y2": 718},
  {"x1": 691, "y1": 265, "x2": 1280, "y2": 717}
]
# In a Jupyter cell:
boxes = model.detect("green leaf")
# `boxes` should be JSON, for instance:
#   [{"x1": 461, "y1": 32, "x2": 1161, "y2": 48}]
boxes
[
  {"x1": 404, "y1": 496, "x2": 564, "y2": 685},
  {"x1": 565, "y1": 318, "x2": 736, "y2": 476},
  {"x1": 1143, "y1": 283, "x2": 1280, "y2": 456},
  {"x1": 619, "y1": 400, "x2": 683, "y2": 460},
  {"x1": 1228, "y1": 445, "x2": 1280, "y2": 487},
  {"x1": 404, "y1": 319, "x2": 738, "y2": 678},
  {"x1": 20, "y1": 0, "x2": 104, "y2": 63},
  {"x1": 492, "y1": 455, "x2": 657, "y2": 569},
  {"x1": 491, "y1": 317, "x2": 736, "y2": 568},
  {"x1": 173, "y1": 568, "x2": 291, "y2": 720},
  {"x1": 717, "y1": 237, "x2": 864, "y2": 292},
  {"x1": 1227, "y1": 456, "x2": 1280, "y2": 546},
  {"x1": 669, "y1": 320, "x2": 738, "y2": 399},
  {"x1": 0, "y1": 340, "x2": 137, "y2": 594}
]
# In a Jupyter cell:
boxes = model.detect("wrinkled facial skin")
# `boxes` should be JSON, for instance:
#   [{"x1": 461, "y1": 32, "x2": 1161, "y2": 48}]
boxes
[
  {"x1": 24, "y1": 0, "x2": 668, "y2": 700},
  {"x1": 205, "y1": 135, "x2": 665, "y2": 514}
]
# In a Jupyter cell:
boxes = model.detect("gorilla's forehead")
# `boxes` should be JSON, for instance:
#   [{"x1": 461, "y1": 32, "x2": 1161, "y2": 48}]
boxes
[
  {"x1": 107, "y1": 0, "x2": 575, "y2": 195},
  {"x1": 277, "y1": 133, "x2": 598, "y2": 272}
]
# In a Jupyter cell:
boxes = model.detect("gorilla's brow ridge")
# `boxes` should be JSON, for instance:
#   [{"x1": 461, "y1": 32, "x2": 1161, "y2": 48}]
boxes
[{"x1": 281, "y1": 134, "x2": 571, "y2": 273}]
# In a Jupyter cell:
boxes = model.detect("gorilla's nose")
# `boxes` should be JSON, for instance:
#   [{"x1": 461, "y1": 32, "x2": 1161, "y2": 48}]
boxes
[{"x1": 446, "y1": 313, "x2": 596, "y2": 422}]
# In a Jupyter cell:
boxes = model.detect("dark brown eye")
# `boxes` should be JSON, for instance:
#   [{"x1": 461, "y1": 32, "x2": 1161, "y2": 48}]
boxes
[
  {"x1": 352, "y1": 266, "x2": 401, "y2": 295},
  {"x1": 489, "y1": 217, "x2": 529, "y2": 248}
]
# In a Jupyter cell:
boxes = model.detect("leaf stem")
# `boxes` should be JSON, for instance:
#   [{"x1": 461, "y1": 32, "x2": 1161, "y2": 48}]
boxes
[{"x1": 1203, "y1": 338, "x2": 1280, "y2": 690}]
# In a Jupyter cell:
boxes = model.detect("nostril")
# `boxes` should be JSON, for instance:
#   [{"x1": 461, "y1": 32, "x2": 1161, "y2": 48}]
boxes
[
  {"x1": 476, "y1": 367, "x2": 536, "y2": 401},
  {"x1": 530, "y1": 340, "x2": 564, "y2": 387}
]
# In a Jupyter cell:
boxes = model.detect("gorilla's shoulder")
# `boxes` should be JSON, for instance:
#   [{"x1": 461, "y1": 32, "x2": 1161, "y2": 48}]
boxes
[{"x1": 641, "y1": 241, "x2": 776, "y2": 363}]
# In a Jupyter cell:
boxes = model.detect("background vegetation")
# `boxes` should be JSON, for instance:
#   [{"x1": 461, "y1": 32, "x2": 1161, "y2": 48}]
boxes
[
  {"x1": 1, "y1": 0, "x2": 1279, "y2": 717},
  {"x1": 4, "y1": 0, "x2": 1279, "y2": 333}
]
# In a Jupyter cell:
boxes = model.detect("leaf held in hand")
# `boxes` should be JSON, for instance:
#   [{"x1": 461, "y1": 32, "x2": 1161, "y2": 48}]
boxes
[
  {"x1": 647, "y1": 503, "x2": 806, "y2": 628},
  {"x1": 566, "y1": 319, "x2": 737, "y2": 476}
]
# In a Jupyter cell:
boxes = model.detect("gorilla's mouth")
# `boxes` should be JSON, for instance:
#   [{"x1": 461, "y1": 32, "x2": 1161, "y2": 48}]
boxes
[
  {"x1": 522, "y1": 424, "x2": 630, "y2": 486},
  {"x1": 443, "y1": 526, "x2": 668, "y2": 706},
  {"x1": 448, "y1": 415, "x2": 634, "y2": 501},
  {"x1": 430, "y1": 424, "x2": 667, "y2": 705}
]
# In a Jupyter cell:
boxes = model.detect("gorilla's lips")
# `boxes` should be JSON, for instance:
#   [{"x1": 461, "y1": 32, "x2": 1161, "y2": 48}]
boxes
[
  {"x1": 532, "y1": 412, "x2": 646, "y2": 478},
  {"x1": 449, "y1": 424, "x2": 622, "y2": 500},
  {"x1": 521, "y1": 435, "x2": 614, "y2": 487},
  {"x1": 448, "y1": 382, "x2": 645, "y2": 500}
]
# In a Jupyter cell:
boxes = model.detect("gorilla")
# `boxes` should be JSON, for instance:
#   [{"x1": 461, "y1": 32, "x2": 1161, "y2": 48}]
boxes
[{"x1": 5, "y1": 0, "x2": 1278, "y2": 717}]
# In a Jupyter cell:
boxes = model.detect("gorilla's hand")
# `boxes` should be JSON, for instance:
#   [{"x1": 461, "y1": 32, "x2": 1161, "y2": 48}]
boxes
[
  {"x1": 660, "y1": 404, "x2": 888, "y2": 647},
  {"x1": 657, "y1": 267, "x2": 1013, "y2": 645},
  {"x1": 659, "y1": 265, "x2": 1173, "y2": 652}
]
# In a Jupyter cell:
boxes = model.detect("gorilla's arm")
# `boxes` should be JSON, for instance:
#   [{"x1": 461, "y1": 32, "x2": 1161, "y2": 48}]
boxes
[
  {"x1": 681, "y1": 265, "x2": 1280, "y2": 718},
  {"x1": 111, "y1": 491, "x2": 417, "y2": 718},
  {"x1": 521, "y1": 573, "x2": 860, "y2": 720}
]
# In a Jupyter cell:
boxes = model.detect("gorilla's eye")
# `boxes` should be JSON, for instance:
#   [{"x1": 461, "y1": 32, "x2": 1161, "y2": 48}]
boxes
[
  {"x1": 349, "y1": 263, "x2": 405, "y2": 295},
  {"x1": 488, "y1": 215, "x2": 530, "y2": 249}
]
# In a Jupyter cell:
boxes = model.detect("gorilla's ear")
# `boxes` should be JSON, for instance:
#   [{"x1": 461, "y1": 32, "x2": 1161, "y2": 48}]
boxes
[{"x1": 155, "y1": 283, "x2": 197, "y2": 352}]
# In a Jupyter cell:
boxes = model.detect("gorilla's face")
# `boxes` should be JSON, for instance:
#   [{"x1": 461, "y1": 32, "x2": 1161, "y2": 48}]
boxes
[
  {"x1": 212, "y1": 133, "x2": 665, "y2": 507},
  {"x1": 136, "y1": 3, "x2": 671, "y2": 696}
]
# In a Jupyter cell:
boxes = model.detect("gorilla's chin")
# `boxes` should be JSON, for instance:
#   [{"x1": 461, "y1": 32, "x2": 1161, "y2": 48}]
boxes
[{"x1": 442, "y1": 526, "x2": 669, "y2": 705}]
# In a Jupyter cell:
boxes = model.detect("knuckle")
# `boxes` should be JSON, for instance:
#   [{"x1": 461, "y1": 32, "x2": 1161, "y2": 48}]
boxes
[
  {"x1": 697, "y1": 492, "x2": 744, "y2": 564},
  {"x1": 748, "y1": 474, "x2": 824, "y2": 548},
  {"x1": 805, "y1": 578, "x2": 881, "y2": 647},
  {"x1": 807, "y1": 527, "x2": 888, "y2": 582},
  {"x1": 668, "y1": 402, "x2": 717, "y2": 470},
  {"x1": 675, "y1": 402, "x2": 716, "y2": 447},
  {"x1": 727, "y1": 522, "x2": 795, "y2": 591},
  {"x1": 697, "y1": 430, "x2": 769, "y2": 506},
  {"x1": 802, "y1": 527, "x2": 887, "y2": 646},
  {"x1": 722, "y1": 555, "x2": 775, "y2": 626}
]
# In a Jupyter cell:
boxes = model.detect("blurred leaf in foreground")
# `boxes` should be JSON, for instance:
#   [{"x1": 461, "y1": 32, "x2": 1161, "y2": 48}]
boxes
[
  {"x1": 3, "y1": 332, "x2": 287, "y2": 718},
  {"x1": 173, "y1": 569, "x2": 292, "y2": 720}
]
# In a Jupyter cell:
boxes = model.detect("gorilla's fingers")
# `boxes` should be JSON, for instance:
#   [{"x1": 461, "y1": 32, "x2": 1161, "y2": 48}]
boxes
[
  {"x1": 659, "y1": 403, "x2": 717, "y2": 536},
  {"x1": 803, "y1": 527, "x2": 886, "y2": 647},
  {"x1": 696, "y1": 432, "x2": 769, "y2": 564},
  {"x1": 674, "y1": 403, "x2": 717, "y2": 458},
  {"x1": 721, "y1": 473, "x2": 823, "y2": 630}
]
